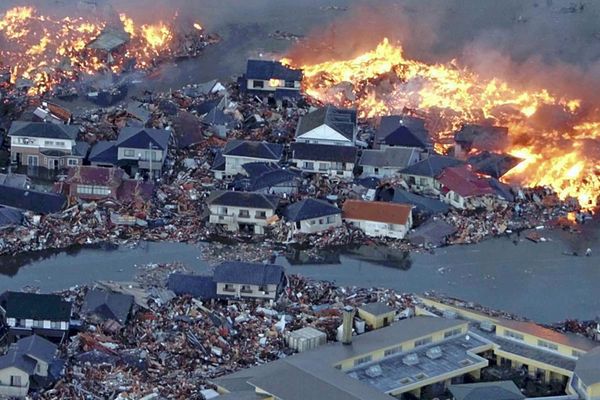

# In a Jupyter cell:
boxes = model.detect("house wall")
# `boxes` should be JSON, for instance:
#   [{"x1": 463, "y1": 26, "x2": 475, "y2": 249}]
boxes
[
  {"x1": 345, "y1": 217, "x2": 412, "y2": 239},
  {"x1": 0, "y1": 366, "x2": 30, "y2": 398},
  {"x1": 208, "y1": 204, "x2": 275, "y2": 234},
  {"x1": 495, "y1": 324, "x2": 587, "y2": 359},
  {"x1": 401, "y1": 174, "x2": 441, "y2": 193},
  {"x1": 296, "y1": 125, "x2": 354, "y2": 146},
  {"x1": 361, "y1": 166, "x2": 404, "y2": 179},
  {"x1": 69, "y1": 183, "x2": 118, "y2": 200},
  {"x1": 587, "y1": 382, "x2": 600, "y2": 399},
  {"x1": 292, "y1": 158, "x2": 354, "y2": 179},
  {"x1": 118, "y1": 147, "x2": 163, "y2": 163},
  {"x1": 443, "y1": 191, "x2": 466, "y2": 209},
  {"x1": 223, "y1": 155, "x2": 280, "y2": 177},
  {"x1": 247, "y1": 78, "x2": 300, "y2": 93},
  {"x1": 216, "y1": 282, "x2": 279, "y2": 300},
  {"x1": 294, "y1": 214, "x2": 342, "y2": 234},
  {"x1": 254, "y1": 182, "x2": 298, "y2": 196},
  {"x1": 357, "y1": 309, "x2": 396, "y2": 330},
  {"x1": 7, "y1": 318, "x2": 69, "y2": 331},
  {"x1": 10, "y1": 136, "x2": 74, "y2": 151}
]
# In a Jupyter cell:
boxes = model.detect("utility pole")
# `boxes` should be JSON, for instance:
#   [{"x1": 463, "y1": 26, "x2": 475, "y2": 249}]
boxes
[{"x1": 148, "y1": 142, "x2": 152, "y2": 180}]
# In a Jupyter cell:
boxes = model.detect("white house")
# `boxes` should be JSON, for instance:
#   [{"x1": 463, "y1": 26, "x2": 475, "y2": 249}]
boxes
[
  {"x1": 206, "y1": 191, "x2": 279, "y2": 234},
  {"x1": 282, "y1": 198, "x2": 342, "y2": 234},
  {"x1": 8, "y1": 121, "x2": 86, "y2": 169},
  {"x1": 342, "y1": 200, "x2": 413, "y2": 239},
  {"x1": 290, "y1": 142, "x2": 357, "y2": 179},
  {"x1": 244, "y1": 59, "x2": 302, "y2": 97},
  {"x1": 359, "y1": 147, "x2": 421, "y2": 179},
  {"x1": 295, "y1": 106, "x2": 357, "y2": 146},
  {"x1": 219, "y1": 140, "x2": 283, "y2": 179},
  {"x1": 213, "y1": 261, "x2": 286, "y2": 300}
]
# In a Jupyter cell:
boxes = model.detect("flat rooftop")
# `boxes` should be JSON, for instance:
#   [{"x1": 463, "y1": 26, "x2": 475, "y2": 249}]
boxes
[{"x1": 347, "y1": 333, "x2": 491, "y2": 393}]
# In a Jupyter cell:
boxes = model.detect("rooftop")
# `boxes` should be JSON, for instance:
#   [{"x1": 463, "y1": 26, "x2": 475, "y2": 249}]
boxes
[
  {"x1": 376, "y1": 115, "x2": 432, "y2": 150},
  {"x1": 223, "y1": 140, "x2": 283, "y2": 160},
  {"x1": 437, "y1": 165, "x2": 495, "y2": 197},
  {"x1": 574, "y1": 346, "x2": 600, "y2": 386},
  {"x1": 282, "y1": 199, "x2": 341, "y2": 222},
  {"x1": 65, "y1": 166, "x2": 125, "y2": 186},
  {"x1": 296, "y1": 106, "x2": 357, "y2": 140},
  {"x1": 8, "y1": 121, "x2": 79, "y2": 140},
  {"x1": 246, "y1": 59, "x2": 302, "y2": 82},
  {"x1": 359, "y1": 302, "x2": 396, "y2": 316},
  {"x1": 449, "y1": 380, "x2": 525, "y2": 400},
  {"x1": 4, "y1": 291, "x2": 71, "y2": 321},
  {"x1": 0, "y1": 185, "x2": 66, "y2": 214},
  {"x1": 400, "y1": 155, "x2": 464, "y2": 177},
  {"x1": 359, "y1": 147, "x2": 419, "y2": 168},
  {"x1": 167, "y1": 273, "x2": 217, "y2": 300},
  {"x1": 290, "y1": 142, "x2": 357, "y2": 163},
  {"x1": 343, "y1": 200, "x2": 412, "y2": 225},
  {"x1": 116, "y1": 127, "x2": 170, "y2": 150},
  {"x1": 206, "y1": 191, "x2": 279, "y2": 209},
  {"x1": 81, "y1": 289, "x2": 134, "y2": 324},
  {"x1": 213, "y1": 261, "x2": 285, "y2": 286}
]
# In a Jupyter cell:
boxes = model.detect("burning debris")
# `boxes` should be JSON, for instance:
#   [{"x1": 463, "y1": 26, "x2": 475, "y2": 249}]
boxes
[
  {"x1": 0, "y1": 6, "x2": 211, "y2": 96},
  {"x1": 283, "y1": 38, "x2": 600, "y2": 209}
]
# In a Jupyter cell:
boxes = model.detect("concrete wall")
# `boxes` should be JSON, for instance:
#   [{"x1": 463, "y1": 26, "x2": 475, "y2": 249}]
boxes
[
  {"x1": 495, "y1": 324, "x2": 585, "y2": 359},
  {"x1": 401, "y1": 174, "x2": 441, "y2": 193},
  {"x1": 443, "y1": 191, "x2": 466, "y2": 209},
  {"x1": 357, "y1": 309, "x2": 396, "y2": 330},
  {"x1": 118, "y1": 147, "x2": 163, "y2": 163}
]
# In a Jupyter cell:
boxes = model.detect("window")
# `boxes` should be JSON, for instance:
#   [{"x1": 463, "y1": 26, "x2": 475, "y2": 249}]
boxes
[
  {"x1": 152, "y1": 151, "x2": 160, "y2": 161},
  {"x1": 504, "y1": 330, "x2": 524, "y2": 341},
  {"x1": 44, "y1": 140, "x2": 54, "y2": 146},
  {"x1": 285, "y1": 80, "x2": 295, "y2": 88},
  {"x1": 326, "y1": 215, "x2": 336, "y2": 224},
  {"x1": 538, "y1": 340, "x2": 558, "y2": 351},
  {"x1": 10, "y1": 376, "x2": 21, "y2": 387},
  {"x1": 255, "y1": 211, "x2": 267, "y2": 219},
  {"x1": 51, "y1": 321, "x2": 60, "y2": 329},
  {"x1": 77, "y1": 185, "x2": 94, "y2": 195},
  {"x1": 238, "y1": 209, "x2": 250, "y2": 218},
  {"x1": 92, "y1": 186, "x2": 111, "y2": 196},
  {"x1": 218, "y1": 207, "x2": 228, "y2": 215},
  {"x1": 444, "y1": 328, "x2": 463, "y2": 338},
  {"x1": 414, "y1": 337, "x2": 432, "y2": 347},
  {"x1": 27, "y1": 155, "x2": 38, "y2": 166},
  {"x1": 223, "y1": 284, "x2": 235, "y2": 292},
  {"x1": 240, "y1": 285, "x2": 253, "y2": 293},
  {"x1": 353, "y1": 355, "x2": 372, "y2": 367},
  {"x1": 453, "y1": 192, "x2": 460, "y2": 202},
  {"x1": 318, "y1": 162, "x2": 328, "y2": 171},
  {"x1": 67, "y1": 158, "x2": 78, "y2": 166},
  {"x1": 384, "y1": 346, "x2": 402, "y2": 357},
  {"x1": 252, "y1": 80, "x2": 264, "y2": 88},
  {"x1": 414, "y1": 373, "x2": 428, "y2": 381},
  {"x1": 258, "y1": 285, "x2": 269, "y2": 294},
  {"x1": 374, "y1": 167, "x2": 379, "y2": 174},
  {"x1": 124, "y1": 149, "x2": 135, "y2": 157},
  {"x1": 318, "y1": 219, "x2": 324, "y2": 224},
  {"x1": 303, "y1": 161, "x2": 314, "y2": 170},
  {"x1": 419, "y1": 177, "x2": 427, "y2": 186}
]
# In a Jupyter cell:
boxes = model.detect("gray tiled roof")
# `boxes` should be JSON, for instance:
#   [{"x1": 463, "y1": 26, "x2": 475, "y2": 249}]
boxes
[
  {"x1": 0, "y1": 349, "x2": 36, "y2": 374},
  {"x1": 290, "y1": 142, "x2": 357, "y2": 163},
  {"x1": 246, "y1": 59, "x2": 302, "y2": 81},
  {"x1": 400, "y1": 155, "x2": 464, "y2": 177},
  {"x1": 167, "y1": 274, "x2": 217, "y2": 300},
  {"x1": 375, "y1": 115, "x2": 432, "y2": 149},
  {"x1": 82, "y1": 289, "x2": 134, "y2": 324},
  {"x1": 213, "y1": 262, "x2": 285, "y2": 286},
  {"x1": 116, "y1": 127, "x2": 170, "y2": 150},
  {"x1": 223, "y1": 140, "x2": 283, "y2": 160},
  {"x1": 9, "y1": 121, "x2": 79, "y2": 140},
  {"x1": 449, "y1": 381, "x2": 525, "y2": 400},
  {"x1": 14, "y1": 335, "x2": 58, "y2": 363},
  {"x1": 358, "y1": 302, "x2": 395, "y2": 316},
  {"x1": 206, "y1": 191, "x2": 279, "y2": 209},
  {"x1": 296, "y1": 106, "x2": 357, "y2": 140},
  {"x1": 359, "y1": 147, "x2": 419, "y2": 168},
  {"x1": 282, "y1": 199, "x2": 341, "y2": 222},
  {"x1": 574, "y1": 346, "x2": 600, "y2": 386}
]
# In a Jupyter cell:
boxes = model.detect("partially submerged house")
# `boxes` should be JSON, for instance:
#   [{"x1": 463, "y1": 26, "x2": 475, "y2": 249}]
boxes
[
  {"x1": 342, "y1": 200, "x2": 413, "y2": 239},
  {"x1": 437, "y1": 165, "x2": 497, "y2": 209},
  {"x1": 167, "y1": 273, "x2": 218, "y2": 300},
  {"x1": 213, "y1": 261, "x2": 286, "y2": 300},
  {"x1": 399, "y1": 155, "x2": 464, "y2": 193},
  {"x1": 376, "y1": 186, "x2": 449, "y2": 216},
  {"x1": 1, "y1": 292, "x2": 71, "y2": 341},
  {"x1": 282, "y1": 198, "x2": 342, "y2": 234},
  {"x1": 0, "y1": 335, "x2": 59, "y2": 398},
  {"x1": 359, "y1": 147, "x2": 420, "y2": 178},
  {"x1": 290, "y1": 142, "x2": 357, "y2": 179},
  {"x1": 218, "y1": 140, "x2": 283, "y2": 179},
  {"x1": 242, "y1": 59, "x2": 302, "y2": 98},
  {"x1": 409, "y1": 218, "x2": 458, "y2": 248},
  {"x1": 81, "y1": 289, "x2": 134, "y2": 326},
  {"x1": 206, "y1": 191, "x2": 279, "y2": 234},
  {"x1": 374, "y1": 115, "x2": 433, "y2": 151},
  {"x1": 8, "y1": 122, "x2": 86, "y2": 168},
  {"x1": 295, "y1": 106, "x2": 358, "y2": 146},
  {"x1": 0, "y1": 186, "x2": 66, "y2": 215}
]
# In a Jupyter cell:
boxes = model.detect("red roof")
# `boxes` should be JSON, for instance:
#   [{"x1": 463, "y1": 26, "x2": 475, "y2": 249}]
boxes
[
  {"x1": 65, "y1": 166, "x2": 125, "y2": 186},
  {"x1": 342, "y1": 200, "x2": 412, "y2": 225},
  {"x1": 437, "y1": 165, "x2": 494, "y2": 197}
]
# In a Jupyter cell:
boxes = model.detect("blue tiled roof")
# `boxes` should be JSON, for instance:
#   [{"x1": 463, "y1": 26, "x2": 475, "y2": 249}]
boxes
[
  {"x1": 117, "y1": 127, "x2": 170, "y2": 150},
  {"x1": 282, "y1": 199, "x2": 341, "y2": 222},
  {"x1": 167, "y1": 274, "x2": 217, "y2": 299},
  {"x1": 0, "y1": 206, "x2": 23, "y2": 227},
  {"x1": 213, "y1": 262, "x2": 285, "y2": 286},
  {"x1": 246, "y1": 59, "x2": 302, "y2": 81},
  {"x1": 389, "y1": 188, "x2": 449, "y2": 214},
  {"x1": 223, "y1": 140, "x2": 283, "y2": 160}
]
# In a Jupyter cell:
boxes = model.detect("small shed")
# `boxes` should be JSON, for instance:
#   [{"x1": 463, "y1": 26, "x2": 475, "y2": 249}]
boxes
[
  {"x1": 358, "y1": 302, "x2": 396, "y2": 330},
  {"x1": 286, "y1": 327, "x2": 327, "y2": 353}
]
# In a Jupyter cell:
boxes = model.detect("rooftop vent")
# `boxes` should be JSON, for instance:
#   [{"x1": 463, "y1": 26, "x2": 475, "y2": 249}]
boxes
[
  {"x1": 480, "y1": 320, "x2": 495, "y2": 332},
  {"x1": 403, "y1": 353, "x2": 419, "y2": 366},
  {"x1": 459, "y1": 359, "x2": 473, "y2": 367},
  {"x1": 365, "y1": 364, "x2": 383, "y2": 378},
  {"x1": 426, "y1": 346, "x2": 443, "y2": 360},
  {"x1": 443, "y1": 310, "x2": 457, "y2": 319},
  {"x1": 399, "y1": 377, "x2": 413, "y2": 385},
  {"x1": 414, "y1": 373, "x2": 428, "y2": 381}
]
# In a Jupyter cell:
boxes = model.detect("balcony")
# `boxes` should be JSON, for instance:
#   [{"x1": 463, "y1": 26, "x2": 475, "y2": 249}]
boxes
[{"x1": 213, "y1": 214, "x2": 236, "y2": 223}]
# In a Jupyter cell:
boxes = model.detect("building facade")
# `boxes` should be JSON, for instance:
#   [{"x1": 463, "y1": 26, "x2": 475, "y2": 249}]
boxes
[
  {"x1": 206, "y1": 191, "x2": 278, "y2": 234},
  {"x1": 343, "y1": 200, "x2": 413, "y2": 239},
  {"x1": 290, "y1": 142, "x2": 357, "y2": 179}
]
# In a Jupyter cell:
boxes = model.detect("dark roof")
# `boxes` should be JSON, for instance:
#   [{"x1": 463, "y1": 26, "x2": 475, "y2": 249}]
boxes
[
  {"x1": 359, "y1": 147, "x2": 419, "y2": 168},
  {"x1": 449, "y1": 381, "x2": 525, "y2": 400},
  {"x1": 0, "y1": 348, "x2": 36, "y2": 374},
  {"x1": 246, "y1": 59, "x2": 302, "y2": 81},
  {"x1": 290, "y1": 142, "x2": 357, "y2": 163},
  {"x1": 167, "y1": 273, "x2": 217, "y2": 299},
  {"x1": 0, "y1": 185, "x2": 65, "y2": 214},
  {"x1": 211, "y1": 151, "x2": 225, "y2": 171},
  {"x1": 13, "y1": 335, "x2": 58, "y2": 363},
  {"x1": 89, "y1": 141, "x2": 118, "y2": 164},
  {"x1": 242, "y1": 162, "x2": 279, "y2": 177},
  {"x1": 283, "y1": 199, "x2": 341, "y2": 222},
  {"x1": 359, "y1": 302, "x2": 395, "y2": 316},
  {"x1": 0, "y1": 207, "x2": 23, "y2": 227},
  {"x1": 467, "y1": 151, "x2": 523, "y2": 179},
  {"x1": 574, "y1": 347, "x2": 600, "y2": 386},
  {"x1": 387, "y1": 188, "x2": 449, "y2": 214},
  {"x1": 454, "y1": 124, "x2": 508, "y2": 151},
  {"x1": 73, "y1": 141, "x2": 90, "y2": 157},
  {"x1": 81, "y1": 289, "x2": 134, "y2": 324},
  {"x1": 202, "y1": 107, "x2": 236, "y2": 127},
  {"x1": 116, "y1": 127, "x2": 170, "y2": 150},
  {"x1": 8, "y1": 121, "x2": 79, "y2": 140},
  {"x1": 437, "y1": 165, "x2": 495, "y2": 197},
  {"x1": 409, "y1": 218, "x2": 458, "y2": 247},
  {"x1": 116, "y1": 179, "x2": 155, "y2": 202},
  {"x1": 400, "y1": 155, "x2": 464, "y2": 177},
  {"x1": 223, "y1": 140, "x2": 283, "y2": 160},
  {"x1": 66, "y1": 166, "x2": 125, "y2": 186},
  {"x1": 296, "y1": 106, "x2": 356, "y2": 140},
  {"x1": 376, "y1": 115, "x2": 432, "y2": 149},
  {"x1": 249, "y1": 169, "x2": 300, "y2": 191},
  {"x1": 206, "y1": 191, "x2": 279, "y2": 209},
  {"x1": 5, "y1": 292, "x2": 71, "y2": 321},
  {"x1": 213, "y1": 262, "x2": 285, "y2": 286}
]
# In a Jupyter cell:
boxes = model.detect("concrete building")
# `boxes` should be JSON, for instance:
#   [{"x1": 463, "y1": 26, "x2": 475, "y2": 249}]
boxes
[
  {"x1": 8, "y1": 121, "x2": 87, "y2": 169},
  {"x1": 295, "y1": 106, "x2": 358, "y2": 146},
  {"x1": 282, "y1": 198, "x2": 342, "y2": 234},
  {"x1": 290, "y1": 142, "x2": 357, "y2": 179},
  {"x1": 213, "y1": 261, "x2": 286, "y2": 300},
  {"x1": 206, "y1": 191, "x2": 279, "y2": 234},
  {"x1": 357, "y1": 302, "x2": 396, "y2": 330},
  {"x1": 243, "y1": 59, "x2": 302, "y2": 98},
  {"x1": 218, "y1": 140, "x2": 283, "y2": 179},
  {"x1": 342, "y1": 200, "x2": 413, "y2": 239}
]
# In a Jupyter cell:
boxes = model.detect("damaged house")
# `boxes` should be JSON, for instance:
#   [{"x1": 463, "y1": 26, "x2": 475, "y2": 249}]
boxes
[
  {"x1": 359, "y1": 147, "x2": 420, "y2": 179},
  {"x1": 437, "y1": 165, "x2": 498, "y2": 209},
  {"x1": 206, "y1": 191, "x2": 278, "y2": 234},
  {"x1": 216, "y1": 140, "x2": 283, "y2": 179},
  {"x1": 290, "y1": 142, "x2": 357, "y2": 179},
  {"x1": 453, "y1": 124, "x2": 509, "y2": 159},
  {"x1": 399, "y1": 155, "x2": 464, "y2": 194},
  {"x1": 81, "y1": 289, "x2": 134, "y2": 326},
  {"x1": 242, "y1": 59, "x2": 302, "y2": 98},
  {"x1": 295, "y1": 106, "x2": 358, "y2": 146},
  {"x1": 343, "y1": 200, "x2": 413, "y2": 239},
  {"x1": 282, "y1": 198, "x2": 342, "y2": 234},
  {"x1": 213, "y1": 261, "x2": 286, "y2": 300},
  {"x1": 374, "y1": 115, "x2": 433, "y2": 152},
  {"x1": 232, "y1": 163, "x2": 301, "y2": 195},
  {"x1": 8, "y1": 121, "x2": 87, "y2": 169}
]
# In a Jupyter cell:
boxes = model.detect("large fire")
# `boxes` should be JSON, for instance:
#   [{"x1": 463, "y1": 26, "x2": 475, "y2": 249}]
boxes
[
  {"x1": 284, "y1": 38, "x2": 600, "y2": 209},
  {"x1": 0, "y1": 6, "x2": 200, "y2": 95}
]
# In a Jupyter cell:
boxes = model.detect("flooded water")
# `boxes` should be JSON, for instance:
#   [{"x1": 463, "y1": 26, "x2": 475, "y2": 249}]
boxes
[{"x1": 1, "y1": 231, "x2": 598, "y2": 323}]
